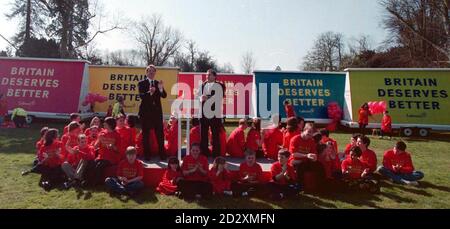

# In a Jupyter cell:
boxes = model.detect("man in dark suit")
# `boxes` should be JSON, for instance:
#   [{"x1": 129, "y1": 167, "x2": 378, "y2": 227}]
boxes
[
  {"x1": 138, "y1": 65, "x2": 167, "y2": 161},
  {"x1": 199, "y1": 69, "x2": 225, "y2": 157}
]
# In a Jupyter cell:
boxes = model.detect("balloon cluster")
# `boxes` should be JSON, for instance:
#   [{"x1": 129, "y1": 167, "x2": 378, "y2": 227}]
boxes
[
  {"x1": 326, "y1": 102, "x2": 343, "y2": 131},
  {"x1": 368, "y1": 101, "x2": 387, "y2": 115},
  {"x1": 82, "y1": 93, "x2": 108, "y2": 106}
]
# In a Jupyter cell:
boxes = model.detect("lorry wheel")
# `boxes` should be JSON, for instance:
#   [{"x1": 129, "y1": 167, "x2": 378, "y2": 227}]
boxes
[
  {"x1": 402, "y1": 128, "x2": 413, "y2": 137},
  {"x1": 419, "y1": 128, "x2": 430, "y2": 137},
  {"x1": 26, "y1": 115, "x2": 34, "y2": 125}
]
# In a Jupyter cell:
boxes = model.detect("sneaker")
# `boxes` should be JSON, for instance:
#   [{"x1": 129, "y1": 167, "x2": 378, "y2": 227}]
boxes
[
  {"x1": 401, "y1": 179, "x2": 419, "y2": 186},
  {"x1": 21, "y1": 170, "x2": 31, "y2": 176},
  {"x1": 223, "y1": 191, "x2": 233, "y2": 196},
  {"x1": 41, "y1": 181, "x2": 52, "y2": 191},
  {"x1": 195, "y1": 194, "x2": 202, "y2": 200},
  {"x1": 241, "y1": 192, "x2": 249, "y2": 197}
]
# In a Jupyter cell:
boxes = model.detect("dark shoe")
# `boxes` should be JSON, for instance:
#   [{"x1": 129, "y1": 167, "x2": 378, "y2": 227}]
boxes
[{"x1": 41, "y1": 181, "x2": 52, "y2": 191}]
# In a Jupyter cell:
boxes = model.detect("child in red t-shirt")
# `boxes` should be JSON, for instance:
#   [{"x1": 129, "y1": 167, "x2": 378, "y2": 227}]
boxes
[
  {"x1": 86, "y1": 125, "x2": 99, "y2": 147},
  {"x1": 85, "y1": 116, "x2": 102, "y2": 136},
  {"x1": 157, "y1": 157, "x2": 183, "y2": 195},
  {"x1": 164, "y1": 115, "x2": 178, "y2": 157},
  {"x1": 357, "y1": 136, "x2": 378, "y2": 173},
  {"x1": 282, "y1": 117, "x2": 300, "y2": 149},
  {"x1": 319, "y1": 128, "x2": 338, "y2": 153},
  {"x1": 377, "y1": 141, "x2": 424, "y2": 186},
  {"x1": 268, "y1": 149, "x2": 298, "y2": 200},
  {"x1": 116, "y1": 114, "x2": 134, "y2": 160},
  {"x1": 105, "y1": 146, "x2": 145, "y2": 196},
  {"x1": 231, "y1": 149, "x2": 264, "y2": 197},
  {"x1": 284, "y1": 100, "x2": 296, "y2": 118},
  {"x1": 318, "y1": 142, "x2": 341, "y2": 180},
  {"x1": 341, "y1": 146, "x2": 379, "y2": 193},
  {"x1": 63, "y1": 113, "x2": 82, "y2": 135},
  {"x1": 262, "y1": 122, "x2": 283, "y2": 161},
  {"x1": 22, "y1": 127, "x2": 49, "y2": 176},
  {"x1": 126, "y1": 115, "x2": 138, "y2": 148},
  {"x1": 61, "y1": 122, "x2": 81, "y2": 160},
  {"x1": 358, "y1": 103, "x2": 371, "y2": 136},
  {"x1": 226, "y1": 119, "x2": 247, "y2": 158},
  {"x1": 178, "y1": 143, "x2": 213, "y2": 200},
  {"x1": 246, "y1": 118, "x2": 263, "y2": 158},
  {"x1": 380, "y1": 111, "x2": 392, "y2": 139},
  {"x1": 209, "y1": 157, "x2": 233, "y2": 196},
  {"x1": 37, "y1": 129, "x2": 65, "y2": 190},
  {"x1": 343, "y1": 134, "x2": 361, "y2": 159},
  {"x1": 62, "y1": 134, "x2": 95, "y2": 189},
  {"x1": 91, "y1": 117, "x2": 121, "y2": 185}
]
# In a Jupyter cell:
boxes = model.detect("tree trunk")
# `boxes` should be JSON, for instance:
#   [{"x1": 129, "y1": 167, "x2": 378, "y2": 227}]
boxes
[{"x1": 25, "y1": 0, "x2": 32, "y2": 43}]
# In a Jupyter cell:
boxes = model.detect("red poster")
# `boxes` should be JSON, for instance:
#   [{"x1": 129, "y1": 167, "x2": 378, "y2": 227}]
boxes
[
  {"x1": 0, "y1": 58, "x2": 86, "y2": 114},
  {"x1": 177, "y1": 73, "x2": 253, "y2": 117}
]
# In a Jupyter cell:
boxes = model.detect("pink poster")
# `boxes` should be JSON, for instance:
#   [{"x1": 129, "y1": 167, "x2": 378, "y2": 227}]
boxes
[
  {"x1": 0, "y1": 58, "x2": 86, "y2": 114},
  {"x1": 177, "y1": 73, "x2": 253, "y2": 117}
]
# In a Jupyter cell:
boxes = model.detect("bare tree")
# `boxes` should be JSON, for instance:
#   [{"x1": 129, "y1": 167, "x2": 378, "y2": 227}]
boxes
[
  {"x1": 301, "y1": 31, "x2": 345, "y2": 71},
  {"x1": 241, "y1": 51, "x2": 256, "y2": 74},
  {"x1": 218, "y1": 62, "x2": 235, "y2": 73},
  {"x1": 134, "y1": 14, "x2": 184, "y2": 66},
  {"x1": 381, "y1": 0, "x2": 449, "y2": 65}
]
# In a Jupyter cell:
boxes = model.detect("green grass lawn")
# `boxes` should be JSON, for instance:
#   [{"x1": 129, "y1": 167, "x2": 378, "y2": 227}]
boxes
[{"x1": 1, "y1": 121, "x2": 450, "y2": 209}]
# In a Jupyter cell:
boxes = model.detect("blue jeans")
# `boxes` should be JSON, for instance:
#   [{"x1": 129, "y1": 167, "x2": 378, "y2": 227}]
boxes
[
  {"x1": 105, "y1": 177, "x2": 145, "y2": 195},
  {"x1": 377, "y1": 166, "x2": 424, "y2": 183}
]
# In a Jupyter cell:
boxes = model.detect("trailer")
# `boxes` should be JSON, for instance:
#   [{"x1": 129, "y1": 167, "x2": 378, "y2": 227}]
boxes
[
  {"x1": 0, "y1": 57, "x2": 92, "y2": 122},
  {"x1": 253, "y1": 70, "x2": 346, "y2": 124},
  {"x1": 342, "y1": 68, "x2": 450, "y2": 137}
]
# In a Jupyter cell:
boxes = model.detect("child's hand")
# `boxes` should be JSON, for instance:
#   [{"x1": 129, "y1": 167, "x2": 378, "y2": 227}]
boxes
[
  {"x1": 307, "y1": 153, "x2": 317, "y2": 161},
  {"x1": 361, "y1": 169, "x2": 370, "y2": 178}
]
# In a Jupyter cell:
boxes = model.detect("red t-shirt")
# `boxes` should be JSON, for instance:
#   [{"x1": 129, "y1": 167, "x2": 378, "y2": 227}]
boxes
[
  {"x1": 116, "y1": 126, "x2": 134, "y2": 158},
  {"x1": 358, "y1": 108, "x2": 369, "y2": 125},
  {"x1": 165, "y1": 124, "x2": 178, "y2": 157},
  {"x1": 38, "y1": 141, "x2": 63, "y2": 168},
  {"x1": 189, "y1": 126, "x2": 201, "y2": 145},
  {"x1": 60, "y1": 134, "x2": 78, "y2": 161},
  {"x1": 344, "y1": 143, "x2": 353, "y2": 156},
  {"x1": 262, "y1": 127, "x2": 284, "y2": 160},
  {"x1": 382, "y1": 149, "x2": 415, "y2": 174},
  {"x1": 289, "y1": 135, "x2": 317, "y2": 164},
  {"x1": 117, "y1": 159, "x2": 144, "y2": 180},
  {"x1": 208, "y1": 168, "x2": 232, "y2": 194},
  {"x1": 157, "y1": 169, "x2": 183, "y2": 195},
  {"x1": 285, "y1": 104, "x2": 296, "y2": 118},
  {"x1": 239, "y1": 162, "x2": 263, "y2": 183},
  {"x1": 66, "y1": 145, "x2": 95, "y2": 167},
  {"x1": 282, "y1": 130, "x2": 300, "y2": 149},
  {"x1": 271, "y1": 161, "x2": 296, "y2": 185},
  {"x1": 246, "y1": 128, "x2": 261, "y2": 152},
  {"x1": 381, "y1": 115, "x2": 392, "y2": 133},
  {"x1": 96, "y1": 130, "x2": 121, "y2": 165},
  {"x1": 181, "y1": 155, "x2": 209, "y2": 182},
  {"x1": 360, "y1": 148, "x2": 377, "y2": 172},
  {"x1": 226, "y1": 126, "x2": 246, "y2": 158},
  {"x1": 320, "y1": 136, "x2": 338, "y2": 153},
  {"x1": 341, "y1": 157, "x2": 367, "y2": 180}
]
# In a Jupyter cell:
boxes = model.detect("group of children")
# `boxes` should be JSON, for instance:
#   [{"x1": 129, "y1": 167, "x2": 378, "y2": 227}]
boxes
[{"x1": 22, "y1": 112, "x2": 424, "y2": 200}]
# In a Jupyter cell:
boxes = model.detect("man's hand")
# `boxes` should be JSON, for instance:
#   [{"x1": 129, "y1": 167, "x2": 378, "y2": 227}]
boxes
[
  {"x1": 200, "y1": 95, "x2": 208, "y2": 102},
  {"x1": 149, "y1": 86, "x2": 156, "y2": 95},
  {"x1": 158, "y1": 80, "x2": 164, "y2": 91}
]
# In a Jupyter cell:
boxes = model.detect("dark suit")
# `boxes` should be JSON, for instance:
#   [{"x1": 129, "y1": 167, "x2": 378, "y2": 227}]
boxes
[
  {"x1": 138, "y1": 78, "x2": 167, "y2": 159},
  {"x1": 200, "y1": 81, "x2": 225, "y2": 157}
]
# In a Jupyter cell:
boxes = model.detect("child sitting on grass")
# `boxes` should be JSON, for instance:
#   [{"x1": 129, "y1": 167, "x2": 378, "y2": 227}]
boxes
[
  {"x1": 157, "y1": 157, "x2": 183, "y2": 196},
  {"x1": 341, "y1": 146, "x2": 379, "y2": 193},
  {"x1": 62, "y1": 134, "x2": 95, "y2": 189},
  {"x1": 377, "y1": 141, "x2": 424, "y2": 186},
  {"x1": 209, "y1": 157, "x2": 233, "y2": 196},
  {"x1": 37, "y1": 129, "x2": 65, "y2": 191},
  {"x1": 105, "y1": 146, "x2": 144, "y2": 196},
  {"x1": 268, "y1": 149, "x2": 298, "y2": 200}
]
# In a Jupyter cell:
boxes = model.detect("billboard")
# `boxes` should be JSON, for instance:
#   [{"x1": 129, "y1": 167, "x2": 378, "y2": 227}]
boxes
[
  {"x1": 254, "y1": 71, "x2": 346, "y2": 121},
  {"x1": 0, "y1": 57, "x2": 88, "y2": 115},
  {"x1": 177, "y1": 73, "x2": 253, "y2": 118},
  {"x1": 345, "y1": 69, "x2": 450, "y2": 127},
  {"x1": 89, "y1": 66, "x2": 179, "y2": 116}
]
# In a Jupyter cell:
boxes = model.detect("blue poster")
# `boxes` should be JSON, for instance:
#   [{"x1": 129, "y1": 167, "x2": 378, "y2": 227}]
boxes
[{"x1": 254, "y1": 71, "x2": 346, "y2": 120}]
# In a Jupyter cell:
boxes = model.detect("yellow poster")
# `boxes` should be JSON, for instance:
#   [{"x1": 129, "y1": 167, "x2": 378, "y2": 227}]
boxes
[
  {"x1": 89, "y1": 65, "x2": 179, "y2": 116},
  {"x1": 347, "y1": 69, "x2": 450, "y2": 125}
]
